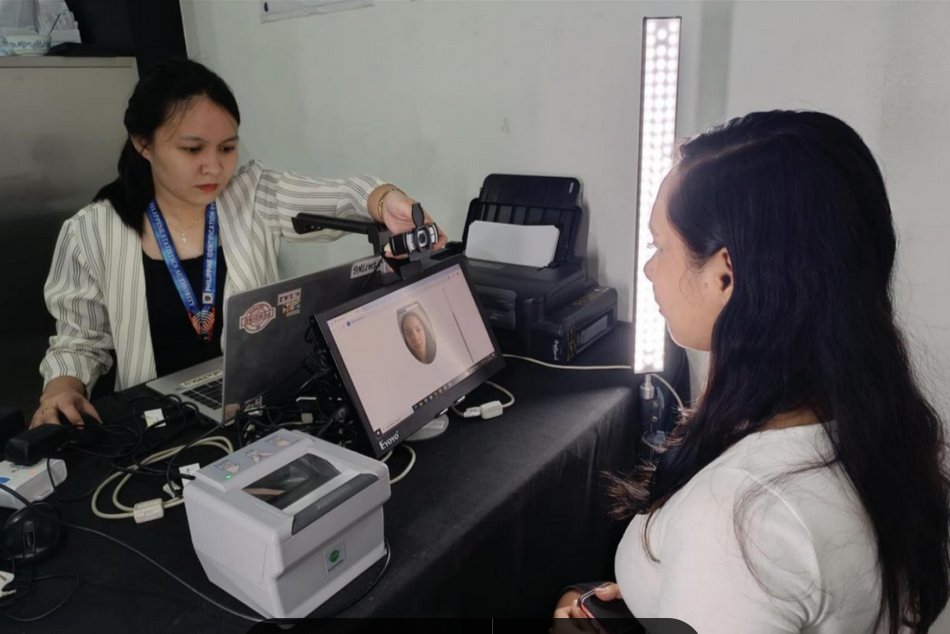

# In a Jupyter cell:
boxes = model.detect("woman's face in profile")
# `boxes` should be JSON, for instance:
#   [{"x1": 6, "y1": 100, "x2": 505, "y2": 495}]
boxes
[
  {"x1": 643, "y1": 167, "x2": 731, "y2": 352},
  {"x1": 402, "y1": 314, "x2": 427, "y2": 360}
]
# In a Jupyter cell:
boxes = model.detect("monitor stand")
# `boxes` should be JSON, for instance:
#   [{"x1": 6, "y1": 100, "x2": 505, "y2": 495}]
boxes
[{"x1": 406, "y1": 414, "x2": 449, "y2": 442}]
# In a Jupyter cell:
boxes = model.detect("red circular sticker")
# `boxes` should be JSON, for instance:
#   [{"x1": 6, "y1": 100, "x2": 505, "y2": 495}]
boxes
[{"x1": 240, "y1": 301, "x2": 276, "y2": 334}]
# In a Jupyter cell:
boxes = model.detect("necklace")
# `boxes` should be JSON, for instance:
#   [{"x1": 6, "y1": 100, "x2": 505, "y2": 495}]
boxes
[{"x1": 164, "y1": 215, "x2": 203, "y2": 244}]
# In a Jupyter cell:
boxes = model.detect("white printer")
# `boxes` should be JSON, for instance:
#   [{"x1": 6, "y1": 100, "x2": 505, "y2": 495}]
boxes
[{"x1": 183, "y1": 430, "x2": 390, "y2": 619}]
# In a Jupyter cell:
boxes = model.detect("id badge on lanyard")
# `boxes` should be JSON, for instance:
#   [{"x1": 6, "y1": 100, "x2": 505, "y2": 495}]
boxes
[{"x1": 146, "y1": 200, "x2": 219, "y2": 342}]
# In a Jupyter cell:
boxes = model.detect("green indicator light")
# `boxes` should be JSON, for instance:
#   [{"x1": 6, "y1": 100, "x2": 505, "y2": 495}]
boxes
[
  {"x1": 330, "y1": 550, "x2": 340, "y2": 563},
  {"x1": 225, "y1": 474, "x2": 232, "y2": 479}
]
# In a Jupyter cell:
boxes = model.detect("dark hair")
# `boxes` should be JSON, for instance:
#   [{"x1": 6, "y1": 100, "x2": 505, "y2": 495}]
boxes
[
  {"x1": 612, "y1": 111, "x2": 949, "y2": 633},
  {"x1": 94, "y1": 59, "x2": 240, "y2": 234},
  {"x1": 400, "y1": 310, "x2": 436, "y2": 364}
]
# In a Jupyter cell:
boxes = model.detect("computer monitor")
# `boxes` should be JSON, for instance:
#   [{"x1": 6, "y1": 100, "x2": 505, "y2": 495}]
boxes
[{"x1": 316, "y1": 255, "x2": 505, "y2": 457}]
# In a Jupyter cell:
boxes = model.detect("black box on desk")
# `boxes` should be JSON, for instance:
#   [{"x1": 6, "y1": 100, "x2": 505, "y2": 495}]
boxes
[
  {"x1": 467, "y1": 258, "x2": 590, "y2": 352},
  {"x1": 462, "y1": 174, "x2": 617, "y2": 361},
  {"x1": 530, "y1": 285, "x2": 619, "y2": 363}
]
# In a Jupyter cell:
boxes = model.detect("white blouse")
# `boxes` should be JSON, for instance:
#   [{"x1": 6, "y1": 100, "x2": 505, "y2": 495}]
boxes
[{"x1": 616, "y1": 424, "x2": 885, "y2": 634}]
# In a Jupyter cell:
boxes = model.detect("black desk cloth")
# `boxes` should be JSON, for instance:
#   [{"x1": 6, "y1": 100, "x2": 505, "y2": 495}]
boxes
[{"x1": 9, "y1": 324, "x2": 666, "y2": 633}]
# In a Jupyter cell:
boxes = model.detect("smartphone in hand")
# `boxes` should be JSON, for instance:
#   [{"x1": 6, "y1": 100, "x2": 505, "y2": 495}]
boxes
[{"x1": 578, "y1": 589, "x2": 644, "y2": 634}]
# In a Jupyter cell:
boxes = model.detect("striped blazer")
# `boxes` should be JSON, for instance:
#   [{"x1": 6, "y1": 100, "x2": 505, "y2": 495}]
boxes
[{"x1": 40, "y1": 160, "x2": 385, "y2": 393}]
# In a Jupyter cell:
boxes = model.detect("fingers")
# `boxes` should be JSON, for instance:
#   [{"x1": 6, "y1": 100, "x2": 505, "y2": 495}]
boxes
[
  {"x1": 551, "y1": 609, "x2": 591, "y2": 634},
  {"x1": 553, "y1": 585, "x2": 622, "y2": 634},
  {"x1": 433, "y1": 226, "x2": 449, "y2": 250},
  {"x1": 81, "y1": 400, "x2": 103, "y2": 423},
  {"x1": 59, "y1": 402, "x2": 84, "y2": 426},
  {"x1": 31, "y1": 391, "x2": 98, "y2": 429},
  {"x1": 555, "y1": 590, "x2": 584, "y2": 612},
  {"x1": 383, "y1": 196, "x2": 417, "y2": 232},
  {"x1": 381, "y1": 225, "x2": 448, "y2": 259},
  {"x1": 381, "y1": 244, "x2": 409, "y2": 261},
  {"x1": 594, "y1": 583, "x2": 622, "y2": 601}
]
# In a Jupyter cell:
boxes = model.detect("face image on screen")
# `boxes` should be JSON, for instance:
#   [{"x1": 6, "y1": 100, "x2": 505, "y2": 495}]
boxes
[
  {"x1": 326, "y1": 264, "x2": 496, "y2": 437},
  {"x1": 397, "y1": 304, "x2": 437, "y2": 365}
]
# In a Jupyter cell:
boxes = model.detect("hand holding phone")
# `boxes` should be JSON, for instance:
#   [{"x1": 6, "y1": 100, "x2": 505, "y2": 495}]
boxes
[{"x1": 578, "y1": 588, "x2": 644, "y2": 634}]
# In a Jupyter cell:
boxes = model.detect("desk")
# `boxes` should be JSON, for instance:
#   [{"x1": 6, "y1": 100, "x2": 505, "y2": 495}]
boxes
[{"x1": 6, "y1": 324, "x2": 681, "y2": 632}]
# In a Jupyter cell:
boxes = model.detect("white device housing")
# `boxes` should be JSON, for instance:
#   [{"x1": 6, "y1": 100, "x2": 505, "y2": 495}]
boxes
[
  {"x1": 183, "y1": 430, "x2": 390, "y2": 618},
  {"x1": 0, "y1": 459, "x2": 66, "y2": 509}
]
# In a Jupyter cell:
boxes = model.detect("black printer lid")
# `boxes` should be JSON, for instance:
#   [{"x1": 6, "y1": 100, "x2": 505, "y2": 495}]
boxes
[{"x1": 461, "y1": 174, "x2": 587, "y2": 267}]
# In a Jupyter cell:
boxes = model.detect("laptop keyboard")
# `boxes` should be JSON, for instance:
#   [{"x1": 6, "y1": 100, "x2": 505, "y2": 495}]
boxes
[{"x1": 182, "y1": 378, "x2": 223, "y2": 410}]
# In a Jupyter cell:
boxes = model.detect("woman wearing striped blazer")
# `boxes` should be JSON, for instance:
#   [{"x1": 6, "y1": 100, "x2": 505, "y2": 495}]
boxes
[{"x1": 32, "y1": 59, "x2": 444, "y2": 428}]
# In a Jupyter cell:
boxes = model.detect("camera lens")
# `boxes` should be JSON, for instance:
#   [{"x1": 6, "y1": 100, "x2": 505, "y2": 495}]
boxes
[{"x1": 416, "y1": 228, "x2": 428, "y2": 248}]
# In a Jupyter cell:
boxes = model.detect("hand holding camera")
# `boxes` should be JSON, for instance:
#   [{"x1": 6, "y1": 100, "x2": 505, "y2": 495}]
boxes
[
  {"x1": 373, "y1": 185, "x2": 446, "y2": 259},
  {"x1": 387, "y1": 202, "x2": 441, "y2": 259}
]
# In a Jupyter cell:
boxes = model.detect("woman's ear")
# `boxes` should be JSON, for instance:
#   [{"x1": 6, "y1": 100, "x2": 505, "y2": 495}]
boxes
[
  {"x1": 131, "y1": 135, "x2": 152, "y2": 161},
  {"x1": 706, "y1": 247, "x2": 734, "y2": 306}
]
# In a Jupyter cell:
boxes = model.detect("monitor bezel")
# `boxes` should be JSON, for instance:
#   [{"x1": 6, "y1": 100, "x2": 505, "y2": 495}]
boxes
[{"x1": 315, "y1": 254, "x2": 505, "y2": 458}]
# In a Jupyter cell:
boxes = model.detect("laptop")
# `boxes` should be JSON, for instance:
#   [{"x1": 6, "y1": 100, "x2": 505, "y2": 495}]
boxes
[{"x1": 146, "y1": 256, "x2": 386, "y2": 423}]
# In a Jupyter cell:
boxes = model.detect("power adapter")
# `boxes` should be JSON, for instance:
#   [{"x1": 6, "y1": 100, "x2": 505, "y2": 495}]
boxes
[{"x1": 460, "y1": 401, "x2": 504, "y2": 420}]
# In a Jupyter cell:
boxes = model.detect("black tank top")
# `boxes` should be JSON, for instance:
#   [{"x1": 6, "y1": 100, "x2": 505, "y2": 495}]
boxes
[{"x1": 142, "y1": 247, "x2": 227, "y2": 377}]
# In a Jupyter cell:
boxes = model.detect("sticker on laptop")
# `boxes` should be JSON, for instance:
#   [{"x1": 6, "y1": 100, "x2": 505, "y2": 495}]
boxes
[
  {"x1": 278, "y1": 288, "x2": 301, "y2": 317},
  {"x1": 180, "y1": 369, "x2": 223, "y2": 389},
  {"x1": 350, "y1": 257, "x2": 381, "y2": 279},
  {"x1": 240, "y1": 302, "x2": 276, "y2": 333}
]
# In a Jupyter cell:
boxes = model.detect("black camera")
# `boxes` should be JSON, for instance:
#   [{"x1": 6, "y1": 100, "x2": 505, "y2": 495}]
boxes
[{"x1": 388, "y1": 203, "x2": 439, "y2": 258}]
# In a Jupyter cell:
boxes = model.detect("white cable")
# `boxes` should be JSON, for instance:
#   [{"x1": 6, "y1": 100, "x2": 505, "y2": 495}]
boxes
[
  {"x1": 92, "y1": 436, "x2": 234, "y2": 520},
  {"x1": 111, "y1": 440, "x2": 233, "y2": 512},
  {"x1": 503, "y1": 354, "x2": 633, "y2": 371},
  {"x1": 503, "y1": 354, "x2": 686, "y2": 412},
  {"x1": 451, "y1": 380, "x2": 516, "y2": 417},
  {"x1": 647, "y1": 372, "x2": 685, "y2": 412},
  {"x1": 485, "y1": 381, "x2": 515, "y2": 408},
  {"x1": 111, "y1": 438, "x2": 233, "y2": 512},
  {"x1": 388, "y1": 444, "x2": 416, "y2": 485}
]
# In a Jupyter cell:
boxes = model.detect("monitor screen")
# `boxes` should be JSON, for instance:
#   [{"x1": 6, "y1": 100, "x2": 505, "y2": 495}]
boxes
[{"x1": 319, "y1": 258, "x2": 504, "y2": 457}]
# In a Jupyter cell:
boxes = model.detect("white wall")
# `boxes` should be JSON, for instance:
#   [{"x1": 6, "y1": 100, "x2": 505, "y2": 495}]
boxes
[
  {"x1": 180, "y1": 0, "x2": 726, "y2": 317},
  {"x1": 723, "y1": 0, "x2": 950, "y2": 419}
]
